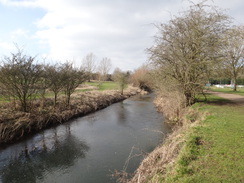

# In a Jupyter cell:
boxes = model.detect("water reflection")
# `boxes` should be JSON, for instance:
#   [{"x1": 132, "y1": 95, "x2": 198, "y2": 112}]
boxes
[
  {"x1": 0, "y1": 93, "x2": 170, "y2": 183},
  {"x1": 116, "y1": 103, "x2": 127, "y2": 125},
  {"x1": 0, "y1": 124, "x2": 89, "y2": 183}
]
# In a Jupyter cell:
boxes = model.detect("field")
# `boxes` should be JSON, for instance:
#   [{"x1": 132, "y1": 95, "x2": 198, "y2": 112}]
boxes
[{"x1": 83, "y1": 81, "x2": 121, "y2": 91}]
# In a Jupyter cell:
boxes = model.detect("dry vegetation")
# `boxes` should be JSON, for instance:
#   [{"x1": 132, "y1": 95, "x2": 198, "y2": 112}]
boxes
[
  {"x1": 117, "y1": 0, "x2": 244, "y2": 182},
  {"x1": 153, "y1": 91, "x2": 187, "y2": 124},
  {"x1": 0, "y1": 86, "x2": 140, "y2": 144},
  {"x1": 126, "y1": 106, "x2": 205, "y2": 183}
]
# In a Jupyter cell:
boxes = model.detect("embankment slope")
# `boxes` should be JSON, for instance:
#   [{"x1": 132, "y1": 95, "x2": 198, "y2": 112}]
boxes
[{"x1": 128, "y1": 92, "x2": 244, "y2": 182}]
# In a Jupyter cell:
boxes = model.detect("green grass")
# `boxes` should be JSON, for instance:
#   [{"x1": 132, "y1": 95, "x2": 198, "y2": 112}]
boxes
[
  {"x1": 210, "y1": 86, "x2": 244, "y2": 96},
  {"x1": 195, "y1": 93, "x2": 230, "y2": 104},
  {"x1": 85, "y1": 81, "x2": 121, "y2": 91},
  {"x1": 164, "y1": 94, "x2": 244, "y2": 182}
]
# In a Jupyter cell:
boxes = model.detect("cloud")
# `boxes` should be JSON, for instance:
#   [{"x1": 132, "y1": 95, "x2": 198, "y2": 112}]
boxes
[
  {"x1": 1, "y1": 0, "x2": 243, "y2": 71},
  {"x1": 32, "y1": 0, "x2": 174, "y2": 70},
  {"x1": 10, "y1": 28, "x2": 29, "y2": 39},
  {"x1": 0, "y1": 0, "x2": 196, "y2": 70}
]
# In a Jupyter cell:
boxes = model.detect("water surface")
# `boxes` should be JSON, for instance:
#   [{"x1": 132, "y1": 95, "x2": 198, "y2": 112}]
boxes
[{"x1": 0, "y1": 94, "x2": 170, "y2": 183}]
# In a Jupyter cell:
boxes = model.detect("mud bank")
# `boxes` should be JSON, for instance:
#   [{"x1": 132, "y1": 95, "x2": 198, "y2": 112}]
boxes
[{"x1": 0, "y1": 86, "x2": 142, "y2": 145}]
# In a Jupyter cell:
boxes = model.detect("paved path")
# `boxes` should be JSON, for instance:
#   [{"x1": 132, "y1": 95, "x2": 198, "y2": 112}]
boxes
[{"x1": 207, "y1": 91, "x2": 244, "y2": 104}]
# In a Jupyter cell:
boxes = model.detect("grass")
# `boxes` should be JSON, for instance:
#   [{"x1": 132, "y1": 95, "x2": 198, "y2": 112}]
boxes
[
  {"x1": 85, "y1": 81, "x2": 120, "y2": 91},
  {"x1": 163, "y1": 94, "x2": 244, "y2": 182},
  {"x1": 195, "y1": 93, "x2": 231, "y2": 104},
  {"x1": 210, "y1": 86, "x2": 244, "y2": 96}
]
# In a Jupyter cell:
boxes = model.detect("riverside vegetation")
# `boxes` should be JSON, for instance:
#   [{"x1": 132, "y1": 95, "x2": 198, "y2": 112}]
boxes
[
  {"x1": 0, "y1": 81, "x2": 141, "y2": 144},
  {"x1": 120, "y1": 1, "x2": 244, "y2": 182},
  {"x1": 1, "y1": 0, "x2": 244, "y2": 181},
  {"x1": 127, "y1": 93, "x2": 244, "y2": 183},
  {"x1": 0, "y1": 49, "x2": 143, "y2": 144}
]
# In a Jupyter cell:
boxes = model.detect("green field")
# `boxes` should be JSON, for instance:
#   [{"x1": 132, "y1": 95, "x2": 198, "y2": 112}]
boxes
[
  {"x1": 84, "y1": 81, "x2": 120, "y2": 91},
  {"x1": 164, "y1": 94, "x2": 244, "y2": 182},
  {"x1": 210, "y1": 86, "x2": 244, "y2": 96}
]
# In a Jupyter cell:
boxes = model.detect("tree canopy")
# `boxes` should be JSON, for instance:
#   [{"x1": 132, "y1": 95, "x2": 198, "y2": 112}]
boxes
[{"x1": 149, "y1": 1, "x2": 232, "y2": 105}]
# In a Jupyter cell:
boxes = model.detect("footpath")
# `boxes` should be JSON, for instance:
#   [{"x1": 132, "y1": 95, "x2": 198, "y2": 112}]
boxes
[{"x1": 207, "y1": 91, "x2": 244, "y2": 104}]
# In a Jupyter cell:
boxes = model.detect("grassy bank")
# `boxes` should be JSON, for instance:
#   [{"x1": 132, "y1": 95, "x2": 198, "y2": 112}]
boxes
[
  {"x1": 0, "y1": 86, "x2": 140, "y2": 145},
  {"x1": 129, "y1": 94, "x2": 244, "y2": 182},
  {"x1": 84, "y1": 81, "x2": 122, "y2": 91}
]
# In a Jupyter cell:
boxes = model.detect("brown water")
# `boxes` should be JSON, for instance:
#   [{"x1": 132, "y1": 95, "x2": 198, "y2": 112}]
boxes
[{"x1": 0, "y1": 93, "x2": 171, "y2": 183}]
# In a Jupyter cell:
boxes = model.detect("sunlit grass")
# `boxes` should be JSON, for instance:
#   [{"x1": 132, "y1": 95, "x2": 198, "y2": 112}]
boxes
[
  {"x1": 85, "y1": 81, "x2": 120, "y2": 91},
  {"x1": 165, "y1": 94, "x2": 244, "y2": 182}
]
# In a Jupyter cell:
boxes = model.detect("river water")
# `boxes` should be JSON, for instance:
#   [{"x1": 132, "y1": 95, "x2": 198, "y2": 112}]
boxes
[{"x1": 0, "y1": 94, "x2": 170, "y2": 183}]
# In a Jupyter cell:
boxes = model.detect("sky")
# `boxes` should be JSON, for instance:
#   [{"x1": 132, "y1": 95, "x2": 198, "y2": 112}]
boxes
[{"x1": 0, "y1": 0, "x2": 243, "y2": 72}]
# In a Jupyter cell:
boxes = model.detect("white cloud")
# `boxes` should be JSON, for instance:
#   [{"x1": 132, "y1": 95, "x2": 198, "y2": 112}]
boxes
[
  {"x1": 10, "y1": 28, "x2": 29, "y2": 39},
  {"x1": 0, "y1": 0, "x2": 39, "y2": 7},
  {"x1": 32, "y1": 0, "x2": 184, "y2": 70},
  {"x1": 1, "y1": 0, "x2": 243, "y2": 71}
]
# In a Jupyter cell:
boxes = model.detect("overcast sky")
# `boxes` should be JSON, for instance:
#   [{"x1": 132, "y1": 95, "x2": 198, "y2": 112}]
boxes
[{"x1": 0, "y1": 0, "x2": 243, "y2": 71}]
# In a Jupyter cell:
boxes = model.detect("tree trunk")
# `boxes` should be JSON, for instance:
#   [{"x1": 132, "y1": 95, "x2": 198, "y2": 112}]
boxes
[
  {"x1": 21, "y1": 93, "x2": 28, "y2": 112},
  {"x1": 184, "y1": 91, "x2": 194, "y2": 106},
  {"x1": 54, "y1": 93, "x2": 57, "y2": 107},
  {"x1": 233, "y1": 78, "x2": 237, "y2": 91},
  {"x1": 66, "y1": 92, "x2": 71, "y2": 106}
]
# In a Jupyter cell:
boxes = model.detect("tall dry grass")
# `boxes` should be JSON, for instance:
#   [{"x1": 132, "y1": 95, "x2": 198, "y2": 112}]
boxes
[
  {"x1": 0, "y1": 86, "x2": 140, "y2": 144},
  {"x1": 154, "y1": 90, "x2": 187, "y2": 125},
  {"x1": 115, "y1": 87, "x2": 204, "y2": 183},
  {"x1": 125, "y1": 103, "x2": 206, "y2": 183}
]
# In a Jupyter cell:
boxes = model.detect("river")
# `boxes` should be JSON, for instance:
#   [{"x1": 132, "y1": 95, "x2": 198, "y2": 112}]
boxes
[{"x1": 0, "y1": 93, "x2": 171, "y2": 183}]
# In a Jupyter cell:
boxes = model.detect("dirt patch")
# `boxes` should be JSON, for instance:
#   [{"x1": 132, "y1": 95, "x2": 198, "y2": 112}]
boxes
[{"x1": 207, "y1": 91, "x2": 244, "y2": 105}]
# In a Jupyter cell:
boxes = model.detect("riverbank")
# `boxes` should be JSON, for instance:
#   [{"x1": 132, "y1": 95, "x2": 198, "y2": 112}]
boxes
[
  {"x1": 128, "y1": 92, "x2": 244, "y2": 182},
  {"x1": 0, "y1": 86, "x2": 142, "y2": 145}
]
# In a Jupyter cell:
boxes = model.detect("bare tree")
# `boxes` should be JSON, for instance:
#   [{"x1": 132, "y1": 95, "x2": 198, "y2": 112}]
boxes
[
  {"x1": 38, "y1": 63, "x2": 52, "y2": 109},
  {"x1": 112, "y1": 68, "x2": 129, "y2": 95},
  {"x1": 0, "y1": 50, "x2": 43, "y2": 112},
  {"x1": 45, "y1": 64, "x2": 64, "y2": 107},
  {"x1": 221, "y1": 26, "x2": 244, "y2": 91},
  {"x1": 148, "y1": 1, "x2": 231, "y2": 105},
  {"x1": 97, "y1": 57, "x2": 112, "y2": 81},
  {"x1": 130, "y1": 65, "x2": 152, "y2": 91},
  {"x1": 81, "y1": 53, "x2": 96, "y2": 82},
  {"x1": 61, "y1": 62, "x2": 86, "y2": 106}
]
